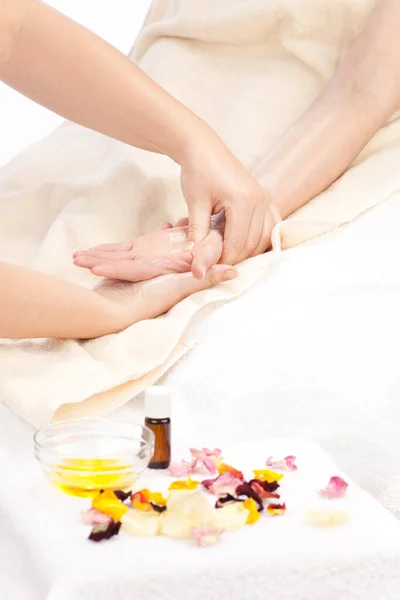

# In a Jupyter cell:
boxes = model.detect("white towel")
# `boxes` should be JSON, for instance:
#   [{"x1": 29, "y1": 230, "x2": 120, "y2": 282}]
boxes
[
  {"x1": 2, "y1": 0, "x2": 399, "y2": 427},
  {"x1": 1, "y1": 436, "x2": 400, "y2": 600}
]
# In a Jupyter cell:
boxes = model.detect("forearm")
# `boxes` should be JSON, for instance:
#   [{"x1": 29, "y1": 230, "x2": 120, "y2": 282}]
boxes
[
  {"x1": 253, "y1": 0, "x2": 400, "y2": 219},
  {"x1": 0, "y1": 0, "x2": 208, "y2": 164},
  {"x1": 0, "y1": 262, "x2": 126, "y2": 339}
]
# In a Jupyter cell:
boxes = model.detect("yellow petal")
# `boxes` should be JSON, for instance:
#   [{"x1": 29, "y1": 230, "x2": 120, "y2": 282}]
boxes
[
  {"x1": 253, "y1": 469, "x2": 284, "y2": 483},
  {"x1": 243, "y1": 498, "x2": 261, "y2": 525},
  {"x1": 92, "y1": 491, "x2": 128, "y2": 522},
  {"x1": 168, "y1": 478, "x2": 200, "y2": 491},
  {"x1": 121, "y1": 510, "x2": 160, "y2": 536}
]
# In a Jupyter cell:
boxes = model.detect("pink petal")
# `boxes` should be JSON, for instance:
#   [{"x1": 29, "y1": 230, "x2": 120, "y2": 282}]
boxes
[
  {"x1": 168, "y1": 459, "x2": 197, "y2": 477},
  {"x1": 190, "y1": 526, "x2": 223, "y2": 547},
  {"x1": 190, "y1": 448, "x2": 222, "y2": 474},
  {"x1": 202, "y1": 473, "x2": 243, "y2": 496},
  {"x1": 320, "y1": 476, "x2": 348, "y2": 499},
  {"x1": 81, "y1": 508, "x2": 112, "y2": 526},
  {"x1": 266, "y1": 455, "x2": 298, "y2": 471}
]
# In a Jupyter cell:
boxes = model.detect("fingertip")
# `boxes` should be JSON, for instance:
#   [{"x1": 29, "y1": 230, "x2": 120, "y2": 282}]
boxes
[{"x1": 223, "y1": 268, "x2": 237, "y2": 280}]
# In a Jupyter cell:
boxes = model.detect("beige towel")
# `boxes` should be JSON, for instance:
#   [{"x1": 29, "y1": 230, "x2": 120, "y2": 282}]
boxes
[{"x1": 0, "y1": 0, "x2": 397, "y2": 428}]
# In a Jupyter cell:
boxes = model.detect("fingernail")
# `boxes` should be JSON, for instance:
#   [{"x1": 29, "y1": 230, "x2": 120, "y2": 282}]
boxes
[
  {"x1": 199, "y1": 266, "x2": 206, "y2": 280},
  {"x1": 185, "y1": 241, "x2": 195, "y2": 252},
  {"x1": 224, "y1": 269, "x2": 236, "y2": 280}
]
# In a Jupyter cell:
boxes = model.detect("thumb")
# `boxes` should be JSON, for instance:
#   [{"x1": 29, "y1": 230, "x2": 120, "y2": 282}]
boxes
[{"x1": 187, "y1": 199, "x2": 212, "y2": 249}]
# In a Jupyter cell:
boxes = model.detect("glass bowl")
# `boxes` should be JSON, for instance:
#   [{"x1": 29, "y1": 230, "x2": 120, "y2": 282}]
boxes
[{"x1": 34, "y1": 419, "x2": 155, "y2": 497}]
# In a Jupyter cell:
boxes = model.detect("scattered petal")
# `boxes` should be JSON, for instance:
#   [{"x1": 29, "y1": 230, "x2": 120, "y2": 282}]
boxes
[
  {"x1": 253, "y1": 469, "x2": 283, "y2": 483},
  {"x1": 243, "y1": 498, "x2": 261, "y2": 524},
  {"x1": 150, "y1": 502, "x2": 167, "y2": 513},
  {"x1": 249, "y1": 479, "x2": 280, "y2": 499},
  {"x1": 121, "y1": 510, "x2": 160, "y2": 537},
  {"x1": 89, "y1": 520, "x2": 121, "y2": 542},
  {"x1": 190, "y1": 448, "x2": 222, "y2": 474},
  {"x1": 169, "y1": 477, "x2": 200, "y2": 491},
  {"x1": 266, "y1": 455, "x2": 298, "y2": 471},
  {"x1": 113, "y1": 490, "x2": 132, "y2": 502},
  {"x1": 306, "y1": 509, "x2": 349, "y2": 527},
  {"x1": 81, "y1": 508, "x2": 112, "y2": 527},
  {"x1": 92, "y1": 491, "x2": 129, "y2": 522},
  {"x1": 202, "y1": 473, "x2": 243, "y2": 496},
  {"x1": 216, "y1": 460, "x2": 244, "y2": 480},
  {"x1": 131, "y1": 489, "x2": 167, "y2": 511},
  {"x1": 190, "y1": 526, "x2": 223, "y2": 547},
  {"x1": 320, "y1": 476, "x2": 348, "y2": 499},
  {"x1": 215, "y1": 494, "x2": 242, "y2": 509},
  {"x1": 236, "y1": 482, "x2": 263, "y2": 511},
  {"x1": 266, "y1": 503, "x2": 287, "y2": 516},
  {"x1": 168, "y1": 459, "x2": 197, "y2": 478},
  {"x1": 209, "y1": 502, "x2": 249, "y2": 532}
]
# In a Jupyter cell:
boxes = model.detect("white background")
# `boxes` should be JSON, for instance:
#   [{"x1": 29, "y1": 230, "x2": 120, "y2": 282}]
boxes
[{"x1": 0, "y1": 0, "x2": 152, "y2": 167}]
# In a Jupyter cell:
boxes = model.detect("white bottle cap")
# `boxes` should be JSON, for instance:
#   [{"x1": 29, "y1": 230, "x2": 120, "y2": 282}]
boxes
[{"x1": 145, "y1": 385, "x2": 172, "y2": 419}]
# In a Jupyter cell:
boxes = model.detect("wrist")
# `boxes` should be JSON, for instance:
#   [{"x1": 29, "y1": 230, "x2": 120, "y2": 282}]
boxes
[{"x1": 169, "y1": 113, "x2": 220, "y2": 167}]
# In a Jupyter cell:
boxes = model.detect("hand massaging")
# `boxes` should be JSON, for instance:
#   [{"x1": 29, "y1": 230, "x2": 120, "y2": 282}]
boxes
[{"x1": 1, "y1": 0, "x2": 400, "y2": 342}]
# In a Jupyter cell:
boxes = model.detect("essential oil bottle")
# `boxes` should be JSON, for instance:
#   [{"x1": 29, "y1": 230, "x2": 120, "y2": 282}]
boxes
[{"x1": 145, "y1": 386, "x2": 172, "y2": 470}]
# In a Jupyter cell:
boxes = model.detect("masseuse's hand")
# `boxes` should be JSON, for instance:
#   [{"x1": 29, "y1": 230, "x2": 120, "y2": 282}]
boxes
[{"x1": 181, "y1": 134, "x2": 273, "y2": 276}]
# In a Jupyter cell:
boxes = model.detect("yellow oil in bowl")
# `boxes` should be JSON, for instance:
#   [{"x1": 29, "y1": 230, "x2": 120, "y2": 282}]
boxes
[
  {"x1": 50, "y1": 458, "x2": 137, "y2": 497},
  {"x1": 34, "y1": 419, "x2": 155, "y2": 497}
]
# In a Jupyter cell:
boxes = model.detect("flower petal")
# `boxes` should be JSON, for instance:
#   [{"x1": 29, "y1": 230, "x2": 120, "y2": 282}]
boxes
[
  {"x1": 92, "y1": 491, "x2": 129, "y2": 522},
  {"x1": 249, "y1": 479, "x2": 280, "y2": 499},
  {"x1": 253, "y1": 469, "x2": 284, "y2": 483},
  {"x1": 266, "y1": 503, "x2": 287, "y2": 516},
  {"x1": 236, "y1": 482, "x2": 263, "y2": 512},
  {"x1": 131, "y1": 489, "x2": 167, "y2": 511},
  {"x1": 215, "y1": 494, "x2": 242, "y2": 509},
  {"x1": 243, "y1": 498, "x2": 261, "y2": 524},
  {"x1": 209, "y1": 502, "x2": 249, "y2": 532},
  {"x1": 216, "y1": 460, "x2": 244, "y2": 480},
  {"x1": 121, "y1": 510, "x2": 160, "y2": 537},
  {"x1": 320, "y1": 476, "x2": 348, "y2": 499},
  {"x1": 190, "y1": 448, "x2": 222, "y2": 474},
  {"x1": 81, "y1": 508, "x2": 112, "y2": 527},
  {"x1": 169, "y1": 477, "x2": 200, "y2": 491},
  {"x1": 202, "y1": 473, "x2": 243, "y2": 496},
  {"x1": 266, "y1": 455, "x2": 298, "y2": 471},
  {"x1": 113, "y1": 490, "x2": 132, "y2": 502},
  {"x1": 89, "y1": 520, "x2": 121, "y2": 543},
  {"x1": 190, "y1": 526, "x2": 223, "y2": 547},
  {"x1": 168, "y1": 459, "x2": 197, "y2": 478},
  {"x1": 131, "y1": 490, "x2": 153, "y2": 512},
  {"x1": 306, "y1": 509, "x2": 349, "y2": 527}
]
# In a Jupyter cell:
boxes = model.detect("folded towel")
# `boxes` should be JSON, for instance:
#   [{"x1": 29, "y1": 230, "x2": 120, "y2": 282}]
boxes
[{"x1": 1, "y1": 0, "x2": 399, "y2": 427}]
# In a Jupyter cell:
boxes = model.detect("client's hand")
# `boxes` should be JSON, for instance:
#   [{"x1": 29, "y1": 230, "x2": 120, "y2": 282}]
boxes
[{"x1": 73, "y1": 215, "x2": 225, "y2": 282}]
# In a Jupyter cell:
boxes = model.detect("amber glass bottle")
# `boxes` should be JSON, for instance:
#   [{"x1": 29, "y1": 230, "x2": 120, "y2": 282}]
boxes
[{"x1": 144, "y1": 386, "x2": 172, "y2": 470}]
